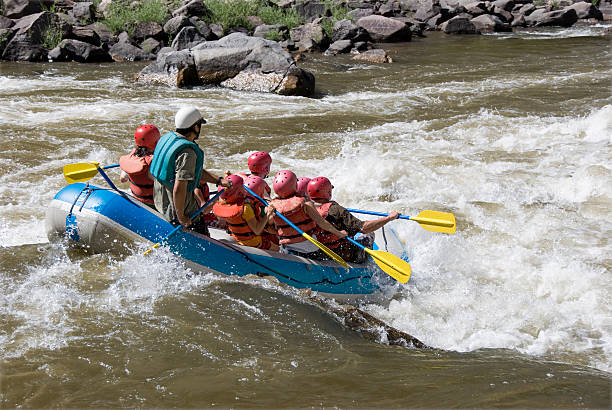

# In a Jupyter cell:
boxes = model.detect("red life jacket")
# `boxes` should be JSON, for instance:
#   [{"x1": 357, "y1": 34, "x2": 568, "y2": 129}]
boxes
[
  {"x1": 314, "y1": 201, "x2": 343, "y2": 249},
  {"x1": 212, "y1": 198, "x2": 258, "y2": 244},
  {"x1": 271, "y1": 196, "x2": 317, "y2": 244},
  {"x1": 119, "y1": 149, "x2": 154, "y2": 204}
]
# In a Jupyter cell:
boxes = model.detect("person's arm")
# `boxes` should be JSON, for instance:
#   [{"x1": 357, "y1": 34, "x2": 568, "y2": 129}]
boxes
[
  {"x1": 360, "y1": 211, "x2": 400, "y2": 234},
  {"x1": 173, "y1": 179, "x2": 191, "y2": 227},
  {"x1": 303, "y1": 202, "x2": 347, "y2": 238},
  {"x1": 200, "y1": 169, "x2": 232, "y2": 188},
  {"x1": 244, "y1": 204, "x2": 268, "y2": 235}
]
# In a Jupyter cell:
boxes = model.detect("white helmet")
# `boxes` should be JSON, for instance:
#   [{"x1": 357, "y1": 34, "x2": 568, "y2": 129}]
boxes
[{"x1": 175, "y1": 106, "x2": 206, "y2": 129}]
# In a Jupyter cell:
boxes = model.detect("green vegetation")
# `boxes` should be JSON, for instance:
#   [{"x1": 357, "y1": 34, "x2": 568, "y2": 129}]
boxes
[
  {"x1": 102, "y1": 0, "x2": 169, "y2": 35},
  {"x1": 592, "y1": 0, "x2": 600, "y2": 6},
  {"x1": 322, "y1": 1, "x2": 352, "y2": 37},
  {"x1": 41, "y1": 22, "x2": 63, "y2": 49},
  {"x1": 204, "y1": 0, "x2": 303, "y2": 35},
  {"x1": 264, "y1": 28, "x2": 282, "y2": 41}
]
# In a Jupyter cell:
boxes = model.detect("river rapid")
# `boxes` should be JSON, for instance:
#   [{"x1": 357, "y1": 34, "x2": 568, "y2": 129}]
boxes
[{"x1": 1, "y1": 28, "x2": 611, "y2": 407}]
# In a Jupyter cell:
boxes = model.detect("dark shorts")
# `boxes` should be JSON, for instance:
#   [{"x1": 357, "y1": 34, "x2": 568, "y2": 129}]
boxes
[{"x1": 171, "y1": 215, "x2": 210, "y2": 236}]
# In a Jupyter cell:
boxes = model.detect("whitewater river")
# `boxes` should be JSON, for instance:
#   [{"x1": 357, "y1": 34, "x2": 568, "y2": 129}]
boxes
[{"x1": 1, "y1": 27, "x2": 610, "y2": 407}]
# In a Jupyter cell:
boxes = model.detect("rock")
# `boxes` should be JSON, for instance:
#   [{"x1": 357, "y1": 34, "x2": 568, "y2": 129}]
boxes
[
  {"x1": 331, "y1": 19, "x2": 370, "y2": 42},
  {"x1": 348, "y1": 8, "x2": 375, "y2": 20},
  {"x1": 48, "y1": 38, "x2": 112, "y2": 62},
  {"x1": 189, "y1": 17, "x2": 217, "y2": 40},
  {"x1": 493, "y1": 0, "x2": 515, "y2": 11},
  {"x1": 440, "y1": 15, "x2": 479, "y2": 33},
  {"x1": 566, "y1": 2, "x2": 603, "y2": 20},
  {"x1": 163, "y1": 15, "x2": 191, "y2": 36},
  {"x1": 138, "y1": 33, "x2": 315, "y2": 96},
  {"x1": 296, "y1": 1, "x2": 328, "y2": 21},
  {"x1": 527, "y1": 8, "x2": 578, "y2": 26},
  {"x1": 493, "y1": 6, "x2": 513, "y2": 22},
  {"x1": 464, "y1": 2, "x2": 488, "y2": 16},
  {"x1": 471, "y1": 13, "x2": 512, "y2": 31},
  {"x1": 290, "y1": 22, "x2": 329, "y2": 52},
  {"x1": 351, "y1": 40, "x2": 369, "y2": 52},
  {"x1": 68, "y1": 26, "x2": 101, "y2": 45},
  {"x1": 253, "y1": 24, "x2": 288, "y2": 39},
  {"x1": 82, "y1": 22, "x2": 113, "y2": 46},
  {"x1": 141, "y1": 37, "x2": 162, "y2": 54},
  {"x1": 172, "y1": 0, "x2": 210, "y2": 18},
  {"x1": 4, "y1": 0, "x2": 54, "y2": 19},
  {"x1": 378, "y1": 3, "x2": 395, "y2": 16},
  {"x1": 0, "y1": 28, "x2": 14, "y2": 56},
  {"x1": 132, "y1": 22, "x2": 165, "y2": 43},
  {"x1": 210, "y1": 23, "x2": 224, "y2": 39},
  {"x1": 414, "y1": 0, "x2": 442, "y2": 22},
  {"x1": 356, "y1": 15, "x2": 411, "y2": 42},
  {"x1": 2, "y1": 34, "x2": 47, "y2": 60},
  {"x1": 70, "y1": 1, "x2": 94, "y2": 23},
  {"x1": 352, "y1": 48, "x2": 392, "y2": 63},
  {"x1": 324, "y1": 39, "x2": 352, "y2": 55},
  {"x1": 2, "y1": 11, "x2": 69, "y2": 61},
  {"x1": 97, "y1": 0, "x2": 113, "y2": 18},
  {"x1": 515, "y1": 3, "x2": 536, "y2": 15},
  {"x1": 109, "y1": 41, "x2": 156, "y2": 61},
  {"x1": 0, "y1": 16, "x2": 15, "y2": 30},
  {"x1": 512, "y1": 12, "x2": 526, "y2": 26},
  {"x1": 246, "y1": 15, "x2": 264, "y2": 27},
  {"x1": 171, "y1": 26, "x2": 206, "y2": 50}
]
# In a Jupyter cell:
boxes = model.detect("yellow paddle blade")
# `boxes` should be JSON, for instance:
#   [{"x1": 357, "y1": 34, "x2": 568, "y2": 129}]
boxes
[
  {"x1": 364, "y1": 248, "x2": 411, "y2": 284},
  {"x1": 411, "y1": 210, "x2": 456, "y2": 234},
  {"x1": 302, "y1": 233, "x2": 349, "y2": 269},
  {"x1": 63, "y1": 162, "x2": 100, "y2": 183}
]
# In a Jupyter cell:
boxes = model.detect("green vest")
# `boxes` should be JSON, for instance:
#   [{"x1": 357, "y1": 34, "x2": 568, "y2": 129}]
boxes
[{"x1": 150, "y1": 132, "x2": 204, "y2": 192}]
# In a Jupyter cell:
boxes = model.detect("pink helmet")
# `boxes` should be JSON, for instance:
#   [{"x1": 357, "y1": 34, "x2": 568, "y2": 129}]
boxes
[
  {"x1": 220, "y1": 174, "x2": 245, "y2": 203},
  {"x1": 273, "y1": 170, "x2": 297, "y2": 198},
  {"x1": 296, "y1": 177, "x2": 311, "y2": 197},
  {"x1": 307, "y1": 177, "x2": 333, "y2": 201},
  {"x1": 244, "y1": 175, "x2": 266, "y2": 199},
  {"x1": 134, "y1": 125, "x2": 160, "y2": 150},
  {"x1": 247, "y1": 151, "x2": 272, "y2": 175}
]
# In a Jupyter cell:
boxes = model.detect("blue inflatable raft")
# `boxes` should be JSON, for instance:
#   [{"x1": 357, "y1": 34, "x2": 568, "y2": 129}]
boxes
[{"x1": 46, "y1": 183, "x2": 402, "y2": 299}]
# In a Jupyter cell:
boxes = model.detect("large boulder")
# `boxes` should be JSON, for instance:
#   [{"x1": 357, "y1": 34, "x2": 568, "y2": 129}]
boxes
[
  {"x1": 331, "y1": 19, "x2": 370, "y2": 42},
  {"x1": 171, "y1": 26, "x2": 206, "y2": 50},
  {"x1": 133, "y1": 22, "x2": 165, "y2": 42},
  {"x1": 356, "y1": 15, "x2": 411, "y2": 42},
  {"x1": 440, "y1": 15, "x2": 479, "y2": 33},
  {"x1": 48, "y1": 38, "x2": 112, "y2": 62},
  {"x1": 70, "y1": 1, "x2": 94, "y2": 23},
  {"x1": 414, "y1": 0, "x2": 442, "y2": 22},
  {"x1": 109, "y1": 41, "x2": 156, "y2": 61},
  {"x1": 290, "y1": 22, "x2": 329, "y2": 52},
  {"x1": 68, "y1": 26, "x2": 101, "y2": 45},
  {"x1": 566, "y1": 2, "x2": 603, "y2": 20},
  {"x1": 352, "y1": 48, "x2": 392, "y2": 63},
  {"x1": 137, "y1": 33, "x2": 315, "y2": 96},
  {"x1": 2, "y1": 11, "x2": 67, "y2": 61},
  {"x1": 172, "y1": 0, "x2": 210, "y2": 18},
  {"x1": 3, "y1": 0, "x2": 54, "y2": 19},
  {"x1": 470, "y1": 13, "x2": 512, "y2": 31},
  {"x1": 526, "y1": 8, "x2": 578, "y2": 26}
]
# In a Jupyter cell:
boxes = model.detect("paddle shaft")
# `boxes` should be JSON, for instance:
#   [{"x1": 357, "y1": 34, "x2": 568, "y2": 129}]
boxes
[
  {"x1": 94, "y1": 163, "x2": 120, "y2": 191},
  {"x1": 242, "y1": 186, "x2": 307, "y2": 237},
  {"x1": 346, "y1": 208, "x2": 454, "y2": 228}
]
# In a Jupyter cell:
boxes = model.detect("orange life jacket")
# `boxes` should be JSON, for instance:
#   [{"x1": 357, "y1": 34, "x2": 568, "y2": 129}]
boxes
[
  {"x1": 212, "y1": 198, "x2": 258, "y2": 244},
  {"x1": 271, "y1": 196, "x2": 317, "y2": 244},
  {"x1": 314, "y1": 201, "x2": 343, "y2": 249},
  {"x1": 119, "y1": 149, "x2": 154, "y2": 204}
]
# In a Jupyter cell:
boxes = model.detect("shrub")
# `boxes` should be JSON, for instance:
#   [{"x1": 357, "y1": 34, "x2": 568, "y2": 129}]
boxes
[
  {"x1": 41, "y1": 23, "x2": 63, "y2": 49},
  {"x1": 204, "y1": 0, "x2": 304, "y2": 35},
  {"x1": 102, "y1": 0, "x2": 169, "y2": 35}
]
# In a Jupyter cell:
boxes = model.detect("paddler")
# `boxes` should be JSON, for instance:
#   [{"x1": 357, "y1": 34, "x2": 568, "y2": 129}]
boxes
[
  {"x1": 119, "y1": 125, "x2": 160, "y2": 207},
  {"x1": 296, "y1": 177, "x2": 311, "y2": 199},
  {"x1": 244, "y1": 175, "x2": 279, "y2": 246},
  {"x1": 212, "y1": 174, "x2": 278, "y2": 250},
  {"x1": 246, "y1": 151, "x2": 272, "y2": 198},
  {"x1": 307, "y1": 176, "x2": 400, "y2": 263},
  {"x1": 150, "y1": 106, "x2": 231, "y2": 235},
  {"x1": 268, "y1": 170, "x2": 348, "y2": 257}
]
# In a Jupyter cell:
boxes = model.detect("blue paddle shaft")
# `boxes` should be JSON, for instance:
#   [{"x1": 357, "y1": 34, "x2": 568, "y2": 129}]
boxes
[
  {"x1": 103, "y1": 164, "x2": 120, "y2": 170},
  {"x1": 94, "y1": 165, "x2": 119, "y2": 191},
  {"x1": 242, "y1": 186, "x2": 308, "y2": 236},
  {"x1": 346, "y1": 208, "x2": 410, "y2": 221}
]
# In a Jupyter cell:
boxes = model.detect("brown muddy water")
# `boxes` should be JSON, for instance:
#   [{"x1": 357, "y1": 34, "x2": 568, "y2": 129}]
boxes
[{"x1": 1, "y1": 28, "x2": 611, "y2": 407}]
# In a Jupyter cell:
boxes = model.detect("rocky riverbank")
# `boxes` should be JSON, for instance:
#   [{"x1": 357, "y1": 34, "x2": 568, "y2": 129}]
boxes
[{"x1": 1, "y1": 0, "x2": 610, "y2": 96}]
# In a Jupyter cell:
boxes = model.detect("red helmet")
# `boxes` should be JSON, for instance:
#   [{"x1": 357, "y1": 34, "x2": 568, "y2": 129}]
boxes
[
  {"x1": 134, "y1": 125, "x2": 160, "y2": 150},
  {"x1": 244, "y1": 175, "x2": 266, "y2": 199},
  {"x1": 220, "y1": 174, "x2": 245, "y2": 203},
  {"x1": 296, "y1": 177, "x2": 311, "y2": 197},
  {"x1": 273, "y1": 170, "x2": 297, "y2": 198},
  {"x1": 307, "y1": 177, "x2": 333, "y2": 201},
  {"x1": 247, "y1": 151, "x2": 272, "y2": 175}
]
